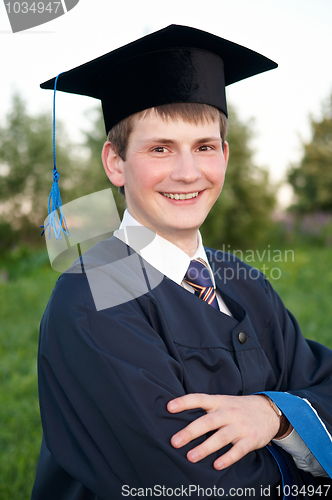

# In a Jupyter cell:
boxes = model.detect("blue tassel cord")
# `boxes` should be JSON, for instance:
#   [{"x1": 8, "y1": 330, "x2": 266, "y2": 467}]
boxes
[{"x1": 41, "y1": 73, "x2": 69, "y2": 239}]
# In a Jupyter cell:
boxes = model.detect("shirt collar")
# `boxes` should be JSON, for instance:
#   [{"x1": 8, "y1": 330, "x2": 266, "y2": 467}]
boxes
[{"x1": 114, "y1": 209, "x2": 215, "y2": 287}]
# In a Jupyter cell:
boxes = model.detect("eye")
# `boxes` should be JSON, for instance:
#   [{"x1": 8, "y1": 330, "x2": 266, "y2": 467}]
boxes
[
  {"x1": 151, "y1": 146, "x2": 168, "y2": 153},
  {"x1": 197, "y1": 145, "x2": 213, "y2": 152}
]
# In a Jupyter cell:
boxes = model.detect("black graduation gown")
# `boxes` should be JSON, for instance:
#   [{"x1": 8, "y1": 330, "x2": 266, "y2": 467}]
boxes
[{"x1": 31, "y1": 237, "x2": 332, "y2": 499}]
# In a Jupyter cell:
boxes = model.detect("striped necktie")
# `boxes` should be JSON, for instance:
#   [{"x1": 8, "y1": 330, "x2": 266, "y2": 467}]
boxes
[{"x1": 184, "y1": 257, "x2": 219, "y2": 310}]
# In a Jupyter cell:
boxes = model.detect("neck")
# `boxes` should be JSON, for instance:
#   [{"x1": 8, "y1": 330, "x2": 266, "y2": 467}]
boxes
[
  {"x1": 123, "y1": 210, "x2": 200, "y2": 258},
  {"x1": 156, "y1": 229, "x2": 199, "y2": 258}
]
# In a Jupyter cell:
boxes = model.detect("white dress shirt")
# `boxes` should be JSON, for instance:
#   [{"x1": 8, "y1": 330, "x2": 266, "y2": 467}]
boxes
[
  {"x1": 114, "y1": 209, "x2": 327, "y2": 477},
  {"x1": 116, "y1": 209, "x2": 231, "y2": 315}
]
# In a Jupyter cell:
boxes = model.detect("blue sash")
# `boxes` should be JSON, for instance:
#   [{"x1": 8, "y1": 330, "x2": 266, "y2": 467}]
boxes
[{"x1": 261, "y1": 391, "x2": 332, "y2": 479}]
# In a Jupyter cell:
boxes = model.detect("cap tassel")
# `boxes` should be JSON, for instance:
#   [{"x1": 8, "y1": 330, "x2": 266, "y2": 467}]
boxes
[{"x1": 41, "y1": 73, "x2": 69, "y2": 239}]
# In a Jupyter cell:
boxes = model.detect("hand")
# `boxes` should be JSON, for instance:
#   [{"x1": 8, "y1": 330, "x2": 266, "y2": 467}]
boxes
[{"x1": 167, "y1": 393, "x2": 285, "y2": 470}]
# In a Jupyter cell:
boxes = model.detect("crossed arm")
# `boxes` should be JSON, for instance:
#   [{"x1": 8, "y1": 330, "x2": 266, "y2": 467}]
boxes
[{"x1": 167, "y1": 394, "x2": 292, "y2": 470}]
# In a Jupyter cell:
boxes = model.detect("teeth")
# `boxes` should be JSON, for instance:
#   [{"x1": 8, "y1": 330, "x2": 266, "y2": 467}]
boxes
[{"x1": 162, "y1": 192, "x2": 199, "y2": 200}]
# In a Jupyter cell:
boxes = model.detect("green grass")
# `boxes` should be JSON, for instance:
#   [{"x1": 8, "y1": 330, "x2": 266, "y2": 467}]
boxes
[
  {"x1": 0, "y1": 260, "x2": 58, "y2": 500},
  {"x1": 0, "y1": 246, "x2": 331, "y2": 499},
  {"x1": 244, "y1": 246, "x2": 332, "y2": 349}
]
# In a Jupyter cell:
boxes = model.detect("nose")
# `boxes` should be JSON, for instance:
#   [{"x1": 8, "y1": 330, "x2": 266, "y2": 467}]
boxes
[{"x1": 170, "y1": 151, "x2": 201, "y2": 183}]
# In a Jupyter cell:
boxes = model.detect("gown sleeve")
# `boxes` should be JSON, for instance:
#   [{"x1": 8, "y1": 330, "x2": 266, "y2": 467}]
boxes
[{"x1": 260, "y1": 279, "x2": 332, "y2": 478}]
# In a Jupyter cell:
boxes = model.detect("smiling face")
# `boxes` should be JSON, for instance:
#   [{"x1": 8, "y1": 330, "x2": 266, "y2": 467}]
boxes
[{"x1": 103, "y1": 111, "x2": 229, "y2": 251}]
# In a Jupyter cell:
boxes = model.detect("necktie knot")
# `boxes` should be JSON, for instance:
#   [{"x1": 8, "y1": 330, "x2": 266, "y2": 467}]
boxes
[{"x1": 184, "y1": 258, "x2": 219, "y2": 310}]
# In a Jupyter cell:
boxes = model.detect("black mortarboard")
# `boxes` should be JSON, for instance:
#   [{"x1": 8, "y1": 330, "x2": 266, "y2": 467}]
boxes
[
  {"x1": 40, "y1": 25, "x2": 277, "y2": 243},
  {"x1": 41, "y1": 24, "x2": 277, "y2": 134}
]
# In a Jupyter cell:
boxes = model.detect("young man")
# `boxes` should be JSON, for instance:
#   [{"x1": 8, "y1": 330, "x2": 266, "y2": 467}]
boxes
[{"x1": 32, "y1": 25, "x2": 332, "y2": 499}]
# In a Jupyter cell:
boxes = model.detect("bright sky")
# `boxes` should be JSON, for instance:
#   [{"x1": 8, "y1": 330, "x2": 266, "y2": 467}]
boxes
[{"x1": 1, "y1": 0, "x2": 332, "y2": 205}]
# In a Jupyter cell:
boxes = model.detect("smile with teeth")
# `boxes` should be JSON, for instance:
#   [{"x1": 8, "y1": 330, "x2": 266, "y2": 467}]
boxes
[{"x1": 161, "y1": 191, "x2": 199, "y2": 200}]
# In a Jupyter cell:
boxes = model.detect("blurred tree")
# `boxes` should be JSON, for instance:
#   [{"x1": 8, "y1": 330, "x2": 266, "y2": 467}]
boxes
[
  {"x1": 0, "y1": 95, "x2": 125, "y2": 252},
  {"x1": 288, "y1": 93, "x2": 332, "y2": 213},
  {"x1": 0, "y1": 93, "x2": 77, "y2": 246},
  {"x1": 201, "y1": 105, "x2": 276, "y2": 249}
]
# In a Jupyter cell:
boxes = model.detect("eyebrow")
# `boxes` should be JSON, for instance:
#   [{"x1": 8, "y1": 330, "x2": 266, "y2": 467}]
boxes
[
  {"x1": 195, "y1": 137, "x2": 222, "y2": 143},
  {"x1": 140, "y1": 136, "x2": 222, "y2": 145},
  {"x1": 141, "y1": 138, "x2": 176, "y2": 145}
]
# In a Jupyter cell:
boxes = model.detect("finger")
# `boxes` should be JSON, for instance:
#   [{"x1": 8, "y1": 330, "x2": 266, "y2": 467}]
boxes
[
  {"x1": 167, "y1": 393, "x2": 219, "y2": 413},
  {"x1": 213, "y1": 439, "x2": 252, "y2": 471},
  {"x1": 186, "y1": 429, "x2": 232, "y2": 463},
  {"x1": 171, "y1": 411, "x2": 225, "y2": 448}
]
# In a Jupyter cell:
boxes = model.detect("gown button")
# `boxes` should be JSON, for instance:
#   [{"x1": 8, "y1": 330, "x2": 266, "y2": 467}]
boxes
[{"x1": 238, "y1": 332, "x2": 247, "y2": 344}]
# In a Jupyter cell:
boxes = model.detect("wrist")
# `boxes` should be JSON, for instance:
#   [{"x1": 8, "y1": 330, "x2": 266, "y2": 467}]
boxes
[
  {"x1": 274, "y1": 413, "x2": 291, "y2": 439},
  {"x1": 261, "y1": 395, "x2": 291, "y2": 439}
]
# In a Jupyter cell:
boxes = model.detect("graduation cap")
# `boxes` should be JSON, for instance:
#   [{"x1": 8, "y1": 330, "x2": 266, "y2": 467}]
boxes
[
  {"x1": 41, "y1": 24, "x2": 278, "y2": 134},
  {"x1": 40, "y1": 24, "x2": 277, "y2": 260}
]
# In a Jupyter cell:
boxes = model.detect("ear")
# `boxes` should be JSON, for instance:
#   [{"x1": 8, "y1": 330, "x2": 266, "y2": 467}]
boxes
[
  {"x1": 102, "y1": 141, "x2": 125, "y2": 187},
  {"x1": 223, "y1": 140, "x2": 230, "y2": 168}
]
